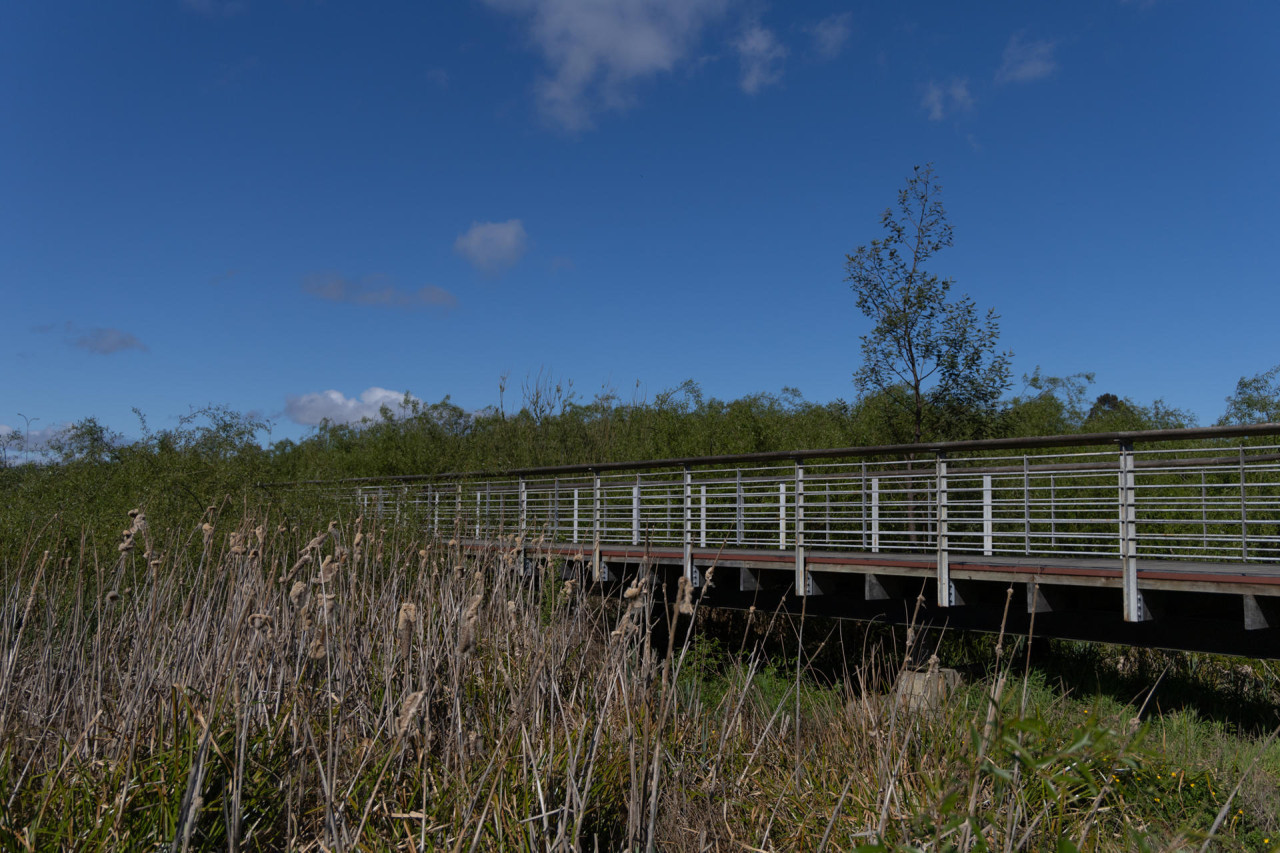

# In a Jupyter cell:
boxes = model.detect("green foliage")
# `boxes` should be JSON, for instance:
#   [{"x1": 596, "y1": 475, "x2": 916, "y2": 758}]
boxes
[
  {"x1": 845, "y1": 164, "x2": 1012, "y2": 442},
  {"x1": 1220, "y1": 364, "x2": 1280, "y2": 426}
]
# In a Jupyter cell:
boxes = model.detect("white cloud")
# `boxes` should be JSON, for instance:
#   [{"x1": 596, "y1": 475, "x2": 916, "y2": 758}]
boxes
[
  {"x1": 454, "y1": 219, "x2": 529, "y2": 274},
  {"x1": 480, "y1": 0, "x2": 732, "y2": 130},
  {"x1": 284, "y1": 387, "x2": 420, "y2": 426},
  {"x1": 808, "y1": 13, "x2": 851, "y2": 60},
  {"x1": 734, "y1": 22, "x2": 786, "y2": 94},
  {"x1": 921, "y1": 77, "x2": 973, "y2": 121},
  {"x1": 75, "y1": 327, "x2": 148, "y2": 355},
  {"x1": 996, "y1": 33, "x2": 1057, "y2": 84},
  {"x1": 302, "y1": 273, "x2": 457, "y2": 308}
]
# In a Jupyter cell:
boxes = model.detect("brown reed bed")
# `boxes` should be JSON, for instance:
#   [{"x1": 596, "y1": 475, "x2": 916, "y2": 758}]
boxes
[{"x1": 0, "y1": 506, "x2": 1276, "y2": 851}]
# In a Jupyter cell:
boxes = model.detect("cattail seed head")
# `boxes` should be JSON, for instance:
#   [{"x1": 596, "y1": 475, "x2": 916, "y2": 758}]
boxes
[
  {"x1": 289, "y1": 580, "x2": 309, "y2": 609},
  {"x1": 397, "y1": 602, "x2": 417, "y2": 657},
  {"x1": 458, "y1": 593, "x2": 483, "y2": 655},
  {"x1": 676, "y1": 575, "x2": 694, "y2": 615},
  {"x1": 396, "y1": 691, "x2": 425, "y2": 737},
  {"x1": 105, "y1": 590, "x2": 120, "y2": 604}
]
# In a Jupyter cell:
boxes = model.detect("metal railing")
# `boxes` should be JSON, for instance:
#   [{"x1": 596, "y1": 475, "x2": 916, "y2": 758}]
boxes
[{"x1": 272, "y1": 424, "x2": 1280, "y2": 623}]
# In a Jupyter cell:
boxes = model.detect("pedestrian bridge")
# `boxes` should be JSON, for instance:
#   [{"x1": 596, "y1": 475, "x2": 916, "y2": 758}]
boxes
[{"x1": 281, "y1": 423, "x2": 1280, "y2": 658}]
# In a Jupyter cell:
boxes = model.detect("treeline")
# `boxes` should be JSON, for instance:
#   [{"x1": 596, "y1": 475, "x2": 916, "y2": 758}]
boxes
[{"x1": 4, "y1": 365, "x2": 1276, "y2": 563}]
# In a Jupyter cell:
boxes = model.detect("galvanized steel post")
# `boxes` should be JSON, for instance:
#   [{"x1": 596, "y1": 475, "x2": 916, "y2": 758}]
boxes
[
  {"x1": 1119, "y1": 441, "x2": 1142, "y2": 621},
  {"x1": 936, "y1": 453, "x2": 950, "y2": 606}
]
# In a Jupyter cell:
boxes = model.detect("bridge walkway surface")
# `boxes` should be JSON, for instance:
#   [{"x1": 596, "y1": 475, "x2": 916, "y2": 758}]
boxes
[{"x1": 266, "y1": 423, "x2": 1280, "y2": 658}]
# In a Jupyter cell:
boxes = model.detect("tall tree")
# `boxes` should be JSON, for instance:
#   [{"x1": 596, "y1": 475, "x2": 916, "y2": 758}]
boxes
[
  {"x1": 845, "y1": 164, "x2": 1011, "y2": 442},
  {"x1": 1219, "y1": 364, "x2": 1280, "y2": 425}
]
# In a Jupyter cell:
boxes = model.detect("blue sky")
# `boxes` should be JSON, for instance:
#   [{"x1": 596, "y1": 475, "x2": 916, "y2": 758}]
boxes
[{"x1": 3, "y1": 1, "x2": 1277, "y2": 449}]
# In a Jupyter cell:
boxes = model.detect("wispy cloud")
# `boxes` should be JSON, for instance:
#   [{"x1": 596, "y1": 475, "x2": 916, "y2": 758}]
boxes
[
  {"x1": 33, "y1": 322, "x2": 147, "y2": 355},
  {"x1": 75, "y1": 328, "x2": 148, "y2": 355},
  {"x1": 996, "y1": 33, "x2": 1057, "y2": 84},
  {"x1": 921, "y1": 77, "x2": 973, "y2": 121},
  {"x1": 284, "y1": 387, "x2": 419, "y2": 426},
  {"x1": 302, "y1": 274, "x2": 458, "y2": 308},
  {"x1": 455, "y1": 219, "x2": 529, "y2": 274},
  {"x1": 734, "y1": 21, "x2": 786, "y2": 94},
  {"x1": 807, "y1": 13, "x2": 851, "y2": 60},
  {"x1": 480, "y1": 0, "x2": 732, "y2": 131}
]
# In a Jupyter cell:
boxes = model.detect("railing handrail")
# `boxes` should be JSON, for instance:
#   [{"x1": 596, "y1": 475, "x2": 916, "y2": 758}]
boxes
[{"x1": 259, "y1": 422, "x2": 1280, "y2": 488}]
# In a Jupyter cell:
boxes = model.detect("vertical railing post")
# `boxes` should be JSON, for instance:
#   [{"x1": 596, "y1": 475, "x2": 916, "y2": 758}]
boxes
[
  {"x1": 1023, "y1": 455, "x2": 1031, "y2": 555},
  {"x1": 518, "y1": 476, "x2": 527, "y2": 566},
  {"x1": 592, "y1": 472, "x2": 603, "y2": 580},
  {"x1": 514, "y1": 473, "x2": 524, "y2": 535},
  {"x1": 572, "y1": 487, "x2": 580, "y2": 544},
  {"x1": 937, "y1": 453, "x2": 950, "y2": 606},
  {"x1": 1119, "y1": 441, "x2": 1142, "y2": 622},
  {"x1": 1049, "y1": 473, "x2": 1057, "y2": 550},
  {"x1": 683, "y1": 466, "x2": 698, "y2": 586},
  {"x1": 700, "y1": 484, "x2": 708, "y2": 548},
  {"x1": 778, "y1": 481, "x2": 787, "y2": 549},
  {"x1": 735, "y1": 469, "x2": 745, "y2": 545},
  {"x1": 871, "y1": 476, "x2": 881, "y2": 552},
  {"x1": 1240, "y1": 447, "x2": 1249, "y2": 560},
  {"x1": 795, "y1": 461, "x2": 814, "y2": 595},
  {"x1": 861, "y1": 461, "x2": 868, "y2": 550},
  {"x1": 632, "y1": 476, "x2": 641, "y2": 546},
  {"x1": 982, "y1": 474, "x2": 993, "y2": 556},
  {"x1": 454, "y1": 481, "x2": 462, "y2": 539},
  {"x1": 1200, "y1": 472, "x2": 1207, "y2": 553},
  {"x1": 553, "y1": 478, "x2": 560, "y2": 541}
]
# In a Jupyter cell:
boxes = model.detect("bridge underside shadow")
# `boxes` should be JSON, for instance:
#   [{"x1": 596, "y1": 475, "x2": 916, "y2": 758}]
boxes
[{"x1": 511, "y1": 544, "x2": 1280, "y2": 660}]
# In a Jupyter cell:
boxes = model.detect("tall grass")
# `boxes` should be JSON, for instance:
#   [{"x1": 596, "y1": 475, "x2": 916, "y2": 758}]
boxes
[{"x1": 0, "y1": 506, "x2": 1276, "y2": 850}]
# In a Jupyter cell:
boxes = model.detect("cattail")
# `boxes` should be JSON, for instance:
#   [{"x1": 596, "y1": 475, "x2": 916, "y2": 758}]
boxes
[
  {"x1": 287, "y1": 553, "x2": 313, "y2": 576},
  {"x1": 314, "y1": 555, "x2": 338, "y2": 585},
  {"x1": 105, "y1": 590, "x2": 120, "y2": 604},
  {"x1": 304, "y1": 531, "x2": 328, "y2": 553},
  {"x1": 506, "y1": 600, "x2": 517, "y2": 617},
  {"x1": 289, "y1": 580, "x2": 309, "y2": 609},
  {"x1": 249, "y1": 613, "x2": 273, "y2": 639},
  {"x1": 624, "y1": 580, "x2": 644, "y2": 600},
  {"x1": 458, "y1": 593, "x2": 483, "y2": 655},
  {"x1": 676, "y1": 575, "x2": 694, "y2": 615},
  {"x1": 353, "y1": 532, "x2": 365, "y2": 548},
  {"x1": 396, "y1": 691, "x2": 425, "y2": 737},
  {"x1": 307, "y1": 633, "x2": 327, "y2": 660},
  {"x1": 118, "y1": 532, "x2": 135, "y2": 553},
  {"x1": 229, "y1": 532, "x2": 246, "y2": 556},
  {"x1": 254, "y1": 524, "x2": 265, "y2": 545},
  {"x1": 397, "y1": 602, "x2": 418, "y2": 657},
  {"x1": 316, "y1": 592, "x2": 336, "y2": 622},
  {"x1": 201, "y1": 523, "x2": 215, "y2": 547},
  {"x1": 127, "y1": 508, "x2": 140, "y2": 519}
]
